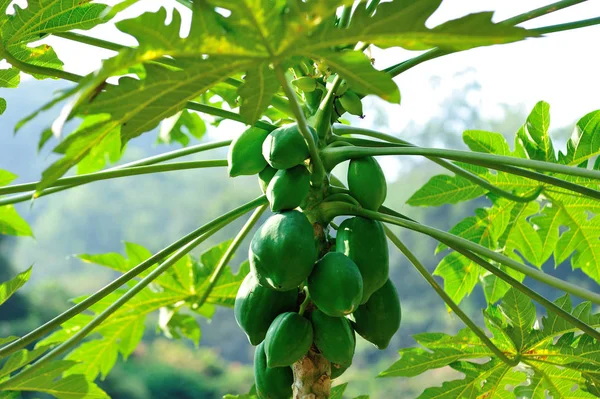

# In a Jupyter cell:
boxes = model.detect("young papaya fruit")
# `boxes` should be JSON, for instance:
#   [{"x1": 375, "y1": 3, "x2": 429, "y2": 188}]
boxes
[
  {"x1": 264, "y1": 312, "x2": 313, "y2": 367},
  {"x1": 228, "y1": 127, "x2": 269, "y2": 177},
  {"x1": 258, "y1": 166, "x2": 277, "y2": 194},
  {"x1": 339, "y1": 90, "x2": 363, "y2": 117},
  {"x1": 262, "y1": 123, "x2": 318, "y2": 169},
  {"x1": 330, "y1": 363, "x2": 349, "y2": 379},
  {"x1": 308, "y1": 252, "x2": 363, "y2": 317},
  {"x1": 292, "y1": 77, "x2": 318, "y2": 92},
  {"x1": 311, "y1": 309, "x2": 356, "y2": 367},
  {"x1": 254, "y1": 341, "x2": 293, "y2": 399},
  {"x1": 234, "y1": 272, "x2": 298, "y2": 346},
  {"x1": 336, "y1": 217, "x2": 389, "y2": 304},
  {"x1": 266, "y1": 165, "x2": 310, "y2": 212},
  {"x1": 352, "y1": 279, "x2": 401, "y2": 350},
  {"x1": 249, "y1": 210, "x2": 317, "y2": 291},
  {"x1": 347, "y1": 156, "x2": 387, "y2": 210}
]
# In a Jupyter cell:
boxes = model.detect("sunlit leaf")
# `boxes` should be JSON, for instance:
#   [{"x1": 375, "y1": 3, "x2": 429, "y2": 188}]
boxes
[
  {"x1": 0, "y1": 360, "x2": 109, "y2": 399},
  {"x1": 0, "y1": 266, "x2": 32, "y2": 306},
  {"x1": 0, "y1": 206, "x2": 33, "y2": 237},
  {"x1": 238, "y1": 62, "x2": 279, "y2": 124},
  {"x1": 158, "y1": 109, "x2": 207, "y2": 147}
]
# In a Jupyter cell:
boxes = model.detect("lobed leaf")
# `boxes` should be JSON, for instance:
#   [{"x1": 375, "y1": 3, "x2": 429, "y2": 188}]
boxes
[{"x1": 0, "y1": 266, "x2": 32, "y2": 307}]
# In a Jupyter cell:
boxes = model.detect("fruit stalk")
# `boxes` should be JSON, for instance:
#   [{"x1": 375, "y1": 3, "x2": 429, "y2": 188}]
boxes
[{"x1": 292, "y1": 348, "x2": 331, "y2": 399}]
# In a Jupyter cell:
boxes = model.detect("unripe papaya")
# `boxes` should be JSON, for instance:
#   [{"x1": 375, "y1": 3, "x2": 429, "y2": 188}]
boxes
[
  {"x1": 339, "y1": 90, "x2": 363, "y2": 116},
  {"x1": 352, "y1": 279, "x2": 401, "y2": 350},
  {"x1": 336, "y1": 217, "x2": 389, "y2": 304},
  {"x1": 254, "y1": 341, "x2": 293, "y2": 399},
  {"x1": 266, "y1": 165, "x2": 310, "y2": 212},
  {"x1": 292, "y1": 77, "x2": 318, "y2": 92},
  {"x1": 249, "y1": 211, "x2": 317, "y2": 291},
  {"x1": 348, "y1": 156, "x2": 387, "y2": 210},
  {"x1": 311, "y1": 309, "x2": 355, "y2": 367},
  {"x1": 262, "y1": 123, "x2": 318, "y2": 169},
  {"x1": 308, "y1": 252, "x2": 363, "y2": 317},
  {"x1": 234, "y1": 272, "x2": 298, "y2": 345},
  {"x1": 331, "y1": 363, "x2": 349, "y2": 379},
  {"x1": 264, "y1": 312, "x2": 313, "y2": 367},
  {"x1": 258, "y1": 166, "x2": 277, "y2": 194},
  {"x1": 228, "y1": 127, "x2": 269, "y2": 177}
]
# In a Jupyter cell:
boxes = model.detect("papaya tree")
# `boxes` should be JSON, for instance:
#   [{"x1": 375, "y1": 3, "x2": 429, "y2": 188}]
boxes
[{"x1": 1, "y1": 0, "x2": 600, "y2": 398}]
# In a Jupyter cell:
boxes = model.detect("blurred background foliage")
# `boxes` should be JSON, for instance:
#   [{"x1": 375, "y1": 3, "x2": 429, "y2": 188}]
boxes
[{"x1": 0, "y1": 71, "x2": 595, "y2": 398}]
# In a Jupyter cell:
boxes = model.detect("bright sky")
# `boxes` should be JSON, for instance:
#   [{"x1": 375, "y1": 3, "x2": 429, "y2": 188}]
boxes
[{"x1": 12, "y1": 0, "x2": 600, "y2": 144}]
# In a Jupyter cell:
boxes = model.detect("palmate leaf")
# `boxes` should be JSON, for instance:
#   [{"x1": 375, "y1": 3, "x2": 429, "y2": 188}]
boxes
[
  {"x1": 0, "y1": 360, "x2": 109, "y2": 399},
  {"x1": 409, "y1": 102, "x2": 600, "y2": 303},
  {"x1": 39, "y1": 0, "x2": 539, "y2": 186},
  {"x1": 381, "y1": 288, "x2": 600, "y2": 399},
  {"x1": 37, "y1": 239, "x2": 246, "y2": 381},
  {"x1": 290, "y1": 0, "x2": 538, "y2": 53}
]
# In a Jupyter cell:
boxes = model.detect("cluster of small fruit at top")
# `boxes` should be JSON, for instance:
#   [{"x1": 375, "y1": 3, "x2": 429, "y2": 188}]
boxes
[{"x1": 228, "y1": 118, "x2": 401, "y2": 398}]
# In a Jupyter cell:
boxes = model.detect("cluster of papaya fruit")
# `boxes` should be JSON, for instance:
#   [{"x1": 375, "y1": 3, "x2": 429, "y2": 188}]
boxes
[{"x1": 228, "y1": 122, "x2": 401, "y2": 398}]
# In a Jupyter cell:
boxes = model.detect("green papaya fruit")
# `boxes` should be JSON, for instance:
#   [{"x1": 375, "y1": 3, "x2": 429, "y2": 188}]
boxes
[
  {"x1": 347, "y1": 156, "x2": 387, "y2": 210},
  {"x1": 262, "y1": 123, "x2": 318, "y2": 169},
  {"x1": 292, "y1": 77, "x2": 318, "y2": 92},
  {"x1": 264, "y1": 312, "x2": 313, "y2": 367},
  {"x1": 352, "y1": 279, "x2": 401, "y2": 350},
  {"x1": 266, "y1": 165, "x2": 310, "y2": 212},
  {"x1": 339, "y1": 90, "x2": 363, "y2": 116},
  {"x1": 336, "y1": 217, "x2": 389, "y2": 304},
  {"x1": 330, "y1": 363, "x2": 349, "y2": 379},
  {"x1": 250, "y1": 210, "x2": 317, "y2": 291},
  {"x1": 311, "y1": 309, "x2": 355, "y2": 367},
  {"x1": 228, "y1": 127, "x2": 269, "y2": 177},
  {"x1": 308, "y1": 252, "x2": 363, "y2": 317},
  {"x1": 234, "y1": 272, "x2": 298, "y2": 345},
  {"x1": 254, "y1": 341, "x2": 293, "y2": 399},
  {"x1": 258, "y1": 166, "x2": 277, "y2": 194}
]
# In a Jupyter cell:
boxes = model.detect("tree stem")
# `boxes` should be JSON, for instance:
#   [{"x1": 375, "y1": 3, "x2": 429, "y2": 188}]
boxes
[
  {"x1": 0, "y1": 196, "x2": 267, "y2": 360},
  {"x1": 384, "y1": 226, "x2": 519, "y2": 366},
  {"x1": 292, "y1": 348, "x2": 331, "y2": 399},
  {"x1": 195, "y1": 205, "x2": 267, "y2": 306},
  {"x1": 0, "y1": 140, "x2": 232, "y2": 206},
  {"x1": 0, "y1": 160, "x2": 227, "y2": 196},
  {"x1": 320, "y1": 145, "x2": 600, "y2": 182},
  {"x1": 332, "y1": 125, "x2": 545, "y2": 203},
  {"x1": 318, "y1": 202, "x2": 600, "y2": 305},
  {"x1": 274, "y1": 65, "x2": 326, "y2": 188}
]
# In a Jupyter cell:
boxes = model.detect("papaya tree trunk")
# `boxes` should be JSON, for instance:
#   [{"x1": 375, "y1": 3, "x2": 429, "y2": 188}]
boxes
[{"x1": 292, "y1": 346, "x2": 331, "y2": 398}]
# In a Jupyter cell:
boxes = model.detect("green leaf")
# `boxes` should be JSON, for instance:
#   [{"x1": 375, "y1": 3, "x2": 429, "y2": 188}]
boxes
[
  {"x1": 463, "y1": 130, "x2": 511, "y2": 155},
  {"x1": 0, "y1": 170, "x2": 17, "y2": 186},
  {"x1": 0, "y1": 346, "x2": 50, "y2": 379},
  {"x1": 318, "y1": 50, "x2": 400, "y2": 103},
  {"x1": 0, "y1": 68, "x2": 20, "y2": 88},
  {"x1": 559, "y1": 109, "x2": 600, "y2": 166},
  {"x1": 0, "y1": 266, "x2": 32, "y2": 307},
  {"x1": 515, "y1": 101, "x2": 556, "y2": 162},
  {"x1": 0, "y1": 360, "x2": 109, "y2": 398},
  {"x1": 0, "y1": 336, "x2": 17, "y2": 346},
  {"x1": 330, "y1": 383, "x2": 348, "y2": 399},
  {"x1": 158, "y1": 310, "x2": 202, "y2": 347},
  {"x1": 0, "y1": 206, "x2": 33, "y2": 237},
  {"x1": 0, "y1": 98, "x2": 5, "y2": 115},
  {"x1": 158, "y1": 109, "x2": 206, "y2": 147},
  {"x1": 291, "y1": 0, "x2": 537, "y2": 53},
  {"x1": 407, "y1": 173, "x2": 486, "y2": 207},
  {"x1": 238, "y1": 62, "x2": 279, "y2": 124},
  {"x1": 382, "y1": 289, "x2": 600, "y2": 398},
  {"x1": 1, "y1": 0, "x2": 126, "y2": 47},
  {"x1": 379, "y1": 329, "x2": 494, "y2": 378}
]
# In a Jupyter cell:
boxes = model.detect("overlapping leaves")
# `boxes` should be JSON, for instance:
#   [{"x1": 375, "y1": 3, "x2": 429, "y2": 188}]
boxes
[
  {"x1": 34, "y1": 0, "x2": 537, "y2": 190},
  {"x1": 380, "y1": 288, "x2": 600, "y2": 398},
  {"x1": 0, "y1": 267, "x2": 110, "y2": 398},
  {"x1": 409, "y1": 102, "x2": 600, "y2": 304}
]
